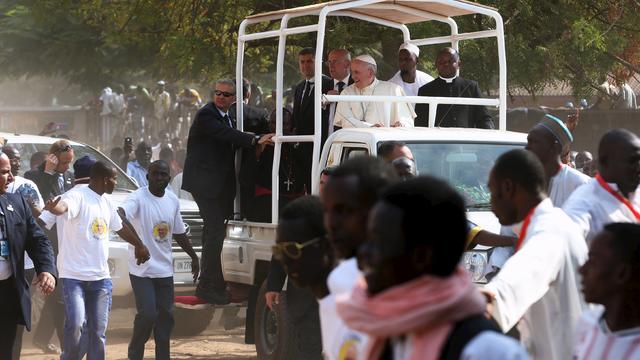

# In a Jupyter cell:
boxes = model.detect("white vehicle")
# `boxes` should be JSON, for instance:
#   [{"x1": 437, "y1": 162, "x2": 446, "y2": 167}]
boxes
[
  {"x1": 1, "y1": 132, "x2": 213, "y2": 335},
  {"x1": 194, "y1": 0, "x2": 517, "y2": 356}
]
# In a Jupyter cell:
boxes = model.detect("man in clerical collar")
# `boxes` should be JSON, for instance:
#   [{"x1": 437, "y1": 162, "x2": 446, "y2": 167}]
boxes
[
  {"x1": 333, "y1": 54, "x2": 415, "y2": 129},
  {"x1": 415, "y1": 47, "x2": 494, "y2": 129},
  {"x1": 388, "y1": 42, "x2": 434, "y2": 99}
]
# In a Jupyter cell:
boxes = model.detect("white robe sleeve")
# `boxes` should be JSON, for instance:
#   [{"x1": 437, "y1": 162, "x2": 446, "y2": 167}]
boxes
[
  {"x1": 390, "y1": 85, "x2": 415, "y2": 127},
  {"x1": 562, "y1": 189, "x2": 593, "y2": 239},
  {"x1": 483, "y1": 228, "x2": 565, "y2": 332}
]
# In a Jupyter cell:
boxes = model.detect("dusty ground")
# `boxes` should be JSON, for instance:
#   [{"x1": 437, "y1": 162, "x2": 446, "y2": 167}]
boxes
[{"x1": 19, "y1": 307, "x2": 257, "y2": 360}]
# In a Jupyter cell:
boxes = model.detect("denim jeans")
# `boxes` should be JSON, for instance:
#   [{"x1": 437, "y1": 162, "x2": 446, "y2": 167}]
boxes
[
  {"x1": 61, "y1": 278, "x2": 112, "y2": 360},
  {"x1": 128, "y1": 274, "x2": 174, "y2": 360}
]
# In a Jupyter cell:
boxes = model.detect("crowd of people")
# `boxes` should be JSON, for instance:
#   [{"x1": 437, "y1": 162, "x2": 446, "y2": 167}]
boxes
[{"x1": 1, "y1": 40, "x2": 639, "y2": 360}]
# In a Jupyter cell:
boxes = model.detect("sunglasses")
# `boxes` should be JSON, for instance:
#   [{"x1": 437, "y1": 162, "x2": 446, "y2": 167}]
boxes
[
  {"x1": 272, "y1": 236, "x2": 323, "y2": 260},
  {"x1": 55, "y1": 144, "x2": 73, "y2": 154},
  {"x1": 214, "y1": 90, "x2": 235, "y2": 97}
]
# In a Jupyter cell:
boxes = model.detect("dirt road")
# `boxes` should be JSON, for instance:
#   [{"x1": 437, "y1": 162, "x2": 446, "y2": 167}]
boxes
[{"x1": 19, "y1": 307, "x2": 257, "y2": 360}]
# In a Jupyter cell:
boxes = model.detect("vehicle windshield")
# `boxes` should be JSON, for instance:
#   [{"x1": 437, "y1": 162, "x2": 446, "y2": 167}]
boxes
[
  {"x1": 8, "y1": 141, "x2": 138, "y2": 192},
  {"x1": 402, "y1": 142, "x2": 523, "y2": 209}
]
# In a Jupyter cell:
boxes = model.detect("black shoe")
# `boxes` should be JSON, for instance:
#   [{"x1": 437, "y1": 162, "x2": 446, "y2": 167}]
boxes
[{"x1": 196, "y1": 286, "x2": 230, "y2": 305}]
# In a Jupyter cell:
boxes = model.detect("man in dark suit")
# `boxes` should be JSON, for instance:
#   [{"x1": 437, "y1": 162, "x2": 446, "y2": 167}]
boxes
[
  {"x1": 182, "y1": 79, "x2": 274, "y2": 304},
  {"x1": 24, "y1": 139, "x2": 73, "y2": 354},
  {"x1": 292, "y1": 47, "x2": 333, "y2": 192},
  {"x1": 325, "y1": 48, "x2": 354, "y2": 136},
  {"x1": 0, "y1": 152, "x2": 57, "y2": 359},
  {"x1": 233, "y1": 78, "x2": 270, "y2": 221},
  {"x1": 415, "y1": 47, "x2": 494, "y2": 129}
]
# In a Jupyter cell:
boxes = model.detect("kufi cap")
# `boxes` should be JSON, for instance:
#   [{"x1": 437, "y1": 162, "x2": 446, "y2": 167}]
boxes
[
  {"x1": 73, "y1": 155, "x2": 97, "y2": 182},
  {"x1": 398, "y1": 42, "x2": 420, "y2": 58},
  {"x1": 354, "y1": 54, "x2": 377, "y2": 67},
  {"x1": 157, "y1": 80, "x2": 166, "y2": 86},
  {"x1": 536, "y1": 114, "x2": 573, "y2": 147}
]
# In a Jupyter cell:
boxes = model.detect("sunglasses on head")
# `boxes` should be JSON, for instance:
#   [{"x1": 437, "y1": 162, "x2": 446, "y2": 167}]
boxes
[
  {"x1": 214, "y1": 90, "x2": 235, "y2": 97},
  {"x1": 55, "y1": 144, "x2": 72, "y2": 154},
  {"x1": 272, "y1": 236, "x2": 323, "y2": 260}
]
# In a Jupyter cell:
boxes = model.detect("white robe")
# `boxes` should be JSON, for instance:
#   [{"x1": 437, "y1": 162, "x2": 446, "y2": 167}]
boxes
[
  {"x1": 562, "y1": 178, "x2": 640, "y2": 244},
  {"x1": 484, "y1": 198, "x2": 588, "y2": 360},
  {"x1": 333, "y1": 79, "x2": 415, "y2": 128},
  {"x1": 318, "y1": 258, "x2": 369, "y2": 360},
  {"x1": 548, "y1": 165, "x2": 590, "y2": 207},
  {"x1": 387, "y1": 70, "x2": 434, "y2": 98}
]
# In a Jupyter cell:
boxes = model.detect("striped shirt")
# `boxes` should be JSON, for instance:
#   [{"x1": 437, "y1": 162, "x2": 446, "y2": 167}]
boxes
[{"x1": 574, "y1": 308, "x2": 640, "y2": 360}]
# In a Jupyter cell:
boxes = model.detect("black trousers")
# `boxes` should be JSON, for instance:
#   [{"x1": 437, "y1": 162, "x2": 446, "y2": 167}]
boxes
[
  {"x1": 194, "y1": 188, "x2": 234, "y2": 290},
  {"x1": 0, "y1": 277, "x2": 21, "y2": 360},
  {"x1": 12, "y1": 268, "x2": 35, "y2": 360}
]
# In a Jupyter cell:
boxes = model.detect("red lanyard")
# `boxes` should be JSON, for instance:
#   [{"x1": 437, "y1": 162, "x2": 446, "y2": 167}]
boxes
[
  {"x1": 515, "y1": 207, "x2": 536, "y2": 252},
  {"x1": 595, "y1": 173, "x2": 640, "y2": 221}
]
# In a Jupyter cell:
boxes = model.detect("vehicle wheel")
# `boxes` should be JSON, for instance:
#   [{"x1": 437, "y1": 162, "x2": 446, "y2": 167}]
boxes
[
  {"x1": 172, "y1": 307, "x2": 214, "y2": 336},
  {"x1": 254, "y1": 280, "x2": 296, "y2": 359}
]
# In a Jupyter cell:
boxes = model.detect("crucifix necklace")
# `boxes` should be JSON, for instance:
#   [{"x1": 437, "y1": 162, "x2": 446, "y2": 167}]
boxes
[{"x1": 281, "y1": 146, "x2": 295, "y2": 192}]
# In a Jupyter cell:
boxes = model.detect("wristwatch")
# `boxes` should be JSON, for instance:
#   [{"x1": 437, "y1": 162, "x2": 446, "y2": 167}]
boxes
[{"x1": 252, "y1": 134, "x2": 261, "y2": 146}]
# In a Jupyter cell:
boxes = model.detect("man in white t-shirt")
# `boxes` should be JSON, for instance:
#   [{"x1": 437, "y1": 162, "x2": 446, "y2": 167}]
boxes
[
  {"x1": 43, "y1": 161, "x2": 150, "y2": 360},
  {"x1": 574, "y1": 223, "x2": 640, "y2": 359},
  {"x1": 119, "y1": 160, "x2": 199, "y2": 360},
  {"x1": 388, "y1": 42, "x2": 434, "y2": 100}
]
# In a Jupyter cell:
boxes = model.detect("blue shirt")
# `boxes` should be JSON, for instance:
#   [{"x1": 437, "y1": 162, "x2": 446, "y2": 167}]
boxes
[{"x1": 127, "y1": 160, "x2": 148, "y2": 187}]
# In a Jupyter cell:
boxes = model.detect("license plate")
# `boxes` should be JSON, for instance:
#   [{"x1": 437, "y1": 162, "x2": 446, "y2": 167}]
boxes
[{"x1": 173, "y1": 259, "x2": 192, "y2": 273}]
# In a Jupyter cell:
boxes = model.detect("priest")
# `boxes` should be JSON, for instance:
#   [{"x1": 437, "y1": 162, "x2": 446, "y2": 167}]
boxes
[
  {"x1": 415, "y1": 47, "x2": 494, "y2": 128},
  {"x1": 333, "y1": 54, "x2": 415, "y2": 129}
]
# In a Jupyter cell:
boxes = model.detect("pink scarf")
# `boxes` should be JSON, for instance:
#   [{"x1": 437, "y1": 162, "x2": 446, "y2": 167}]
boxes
[{"x1": 336, "y1": 267, "x2": 485, "y2": 360}]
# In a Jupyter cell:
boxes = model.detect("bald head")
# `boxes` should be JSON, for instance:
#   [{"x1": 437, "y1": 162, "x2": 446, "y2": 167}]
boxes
[
  {"x1": 598, "y1": 129, "x2": 640, "y2": 194},
  {"x1": 327, "y1": 49, "x2": 351, "y2": 81}
]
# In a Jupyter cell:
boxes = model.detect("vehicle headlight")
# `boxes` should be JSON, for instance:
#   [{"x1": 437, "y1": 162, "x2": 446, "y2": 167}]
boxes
[
  {"x1": 461, "y1": 251, "x2": 488, "y2": 283},
  {"x1": 107, "y1": 259, "x2": 116, "y2": 276}
]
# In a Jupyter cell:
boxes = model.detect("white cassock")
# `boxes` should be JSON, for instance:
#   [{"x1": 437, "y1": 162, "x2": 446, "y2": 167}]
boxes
[
  {"x1": 333, "y1": 79, "x2": 415, "y2": 128},
  {"x1": 563, "y1": 178, "x2": 640, "y2": 244},
  {"x1": 548, "y1": 165, "x2": 590, "y2": 207},
  {"x1": 484, "y1": 198, "x2": 588, "y2": 360},
  {"x1": 317, "y1": 258, "x2": 369, "y2": 360}
]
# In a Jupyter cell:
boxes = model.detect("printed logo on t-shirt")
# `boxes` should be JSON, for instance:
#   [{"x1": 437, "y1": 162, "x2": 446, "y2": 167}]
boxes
[
  {"x1": 338, "y1": 335, "x2": 361, "y2": 360},
  {"x1": 90, "y1": 218, "x2": 108, "y2": 240},
  {"x1": 16, "y1": 183, "x2": 39, "y2": 204},
  {"x1": 152, "y1": 222, "x2": 171, "y2": 243}
]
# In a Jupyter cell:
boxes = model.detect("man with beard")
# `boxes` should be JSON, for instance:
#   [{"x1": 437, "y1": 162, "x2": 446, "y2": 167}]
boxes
[
  {"x1": 388, "y1": 42, "x2": 434, "y2": 99},
  {"x1": 119, "y1": 160, "x2": 199, "y2": 360}
]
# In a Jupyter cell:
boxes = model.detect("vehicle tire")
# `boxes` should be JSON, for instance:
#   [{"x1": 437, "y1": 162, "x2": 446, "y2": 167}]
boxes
[
  {"x1": 172, "y1": 307, "x2": 215, "y2": 336},
  {"x1": 254, "y1": 280, "x2": 296, "y2": 359}
]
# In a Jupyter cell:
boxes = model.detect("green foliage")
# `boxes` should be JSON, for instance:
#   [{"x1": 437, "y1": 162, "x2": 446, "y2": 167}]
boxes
[{"x1": 0, "y1": 0, "x2": 639, "y2": 97}]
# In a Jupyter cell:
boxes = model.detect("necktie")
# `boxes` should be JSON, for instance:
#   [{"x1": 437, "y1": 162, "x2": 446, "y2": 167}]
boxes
[
  {"x1": 57, "y1": 174, "x2": 64, "y2": 194},
  {"x1": 303, "y1": 81, "x2": 314, "y2": 99},
  {"x1": 337, "y1": 81, "x2": 345, "y2": 94},
  {"x1": 223, "y1": 114, "x2": 232, "y2": 128}
]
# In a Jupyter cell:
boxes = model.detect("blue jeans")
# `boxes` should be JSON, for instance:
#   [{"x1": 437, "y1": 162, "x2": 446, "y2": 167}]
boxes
[
  {"x1": 61, "y1": 278, "x2": 112, "y2": 360},
  {"x1": 128, "y1": 275, "x2": 174, "y2": 360}
]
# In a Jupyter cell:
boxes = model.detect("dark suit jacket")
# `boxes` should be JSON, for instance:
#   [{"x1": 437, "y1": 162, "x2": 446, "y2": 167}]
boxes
[
  {"x1": 24, "y1": 165, "x2": 74, "y2": 202},
  {"x1": 292, "y1": 75, "x2": 333, "y2": 144},
  {"x1": 233, "y1": 103, "x2": 270, "y2": 219},
  {"x1": 415, "y1": 77, "x2": 494, "y2": 129},
  {"x1": 182, "y1": 102, "x2": 255, "y2": 199},
  {"x1": 265, "y1": 256, "x2": 318, "y2": 321},
  {"x1": 0, "y1": 193, "x2": 56, "y2": 330}
]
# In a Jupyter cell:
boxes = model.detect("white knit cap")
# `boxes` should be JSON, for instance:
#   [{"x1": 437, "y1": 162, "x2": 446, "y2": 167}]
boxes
[
  {"x1": 354, "y1": 54, "x2": 377, "y2": 67},
  {"x1": 398, "y1": 42, "x2": 420, "y2": 58}
]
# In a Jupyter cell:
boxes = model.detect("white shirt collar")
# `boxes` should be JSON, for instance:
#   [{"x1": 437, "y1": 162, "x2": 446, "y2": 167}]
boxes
[
  {"x1": 216, "y1": 106, "x2": 228, "y2": 118},
  {"x1": 334, "y1": 75, "x2": 350, "y2": 86},
  {"x1": 439, "y1": 75, "x2": 457, "y2": 83},
  {"x1": 306, "y1": 76, "x2": 315, "y2": 83}
]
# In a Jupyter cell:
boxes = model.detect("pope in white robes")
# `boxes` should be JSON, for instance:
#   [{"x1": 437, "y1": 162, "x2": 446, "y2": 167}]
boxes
[{"x1": 333, "y1": 54, "x2": 415, "y2": 128}]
